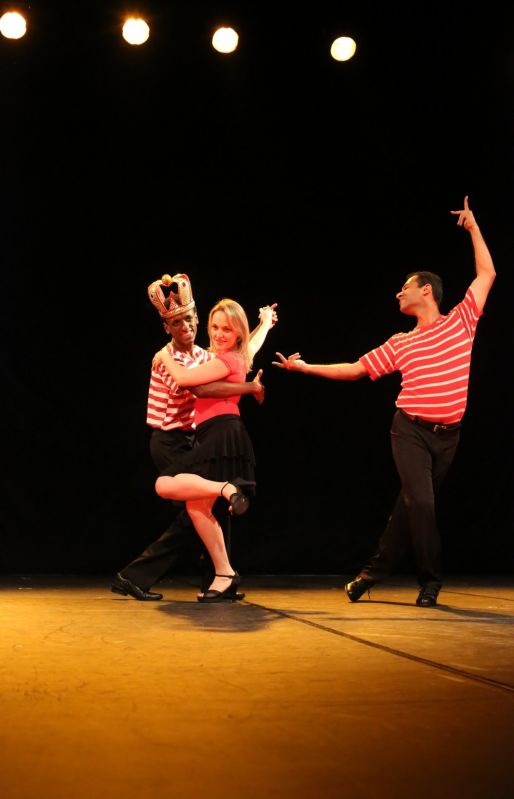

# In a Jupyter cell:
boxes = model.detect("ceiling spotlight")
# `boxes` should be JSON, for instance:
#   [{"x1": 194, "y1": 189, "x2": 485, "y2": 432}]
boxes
[
  {"x1": 0, "y1": 11, "x2": 27, "y2": 40},
  {"x1": 122, "y1": 17, "x2": 150, "y2": 46},
  {"x1": 212, "y1": 27, "x2": 239, "y2": 54},
  {"x1": 330, "y1": 36, "x2": 357, "y2": 62}
]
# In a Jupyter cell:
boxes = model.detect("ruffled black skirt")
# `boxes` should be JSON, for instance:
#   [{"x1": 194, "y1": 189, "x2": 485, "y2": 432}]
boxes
[{"x1": 160, "y1": 414, "x2": 256, "y2": 491}]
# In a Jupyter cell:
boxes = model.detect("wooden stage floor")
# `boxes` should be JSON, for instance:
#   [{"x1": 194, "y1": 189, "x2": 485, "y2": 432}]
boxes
[{"x1": 1, "y1": 574, "x2": 514, "y2": 799}]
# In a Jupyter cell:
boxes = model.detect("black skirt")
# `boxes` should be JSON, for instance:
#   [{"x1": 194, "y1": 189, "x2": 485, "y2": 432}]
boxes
[{"x1": 161, "y1": 414, "x2": 256, "y2": 490}]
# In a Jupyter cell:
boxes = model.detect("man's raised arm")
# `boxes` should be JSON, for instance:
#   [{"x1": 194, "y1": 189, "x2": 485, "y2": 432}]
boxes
[{"x1": 451, "y1": 195, "x2": 496, "y2": 313}]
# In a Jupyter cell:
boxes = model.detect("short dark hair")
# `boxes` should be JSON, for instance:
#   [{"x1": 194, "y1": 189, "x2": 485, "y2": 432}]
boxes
[{"x1": 406, "y1": 271, "x2": 443, "y2": 308}]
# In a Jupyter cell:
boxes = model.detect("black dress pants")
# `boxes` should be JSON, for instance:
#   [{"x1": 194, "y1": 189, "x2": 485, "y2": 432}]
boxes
[
  {"x1": 359, "y1": 410, "x2": 461, "y2": 588},
  {"x1": 120, "y1": 428, "x2": 230, "y2": 591}
]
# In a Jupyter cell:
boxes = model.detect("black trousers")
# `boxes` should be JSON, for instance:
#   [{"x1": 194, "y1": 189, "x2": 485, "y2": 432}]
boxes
[
  {"x1": 121, "y1": 428, "x2": 230, "y2": 591},
  {"x1": 359, "y1": 410, "x2": 461, "y2": 588}
]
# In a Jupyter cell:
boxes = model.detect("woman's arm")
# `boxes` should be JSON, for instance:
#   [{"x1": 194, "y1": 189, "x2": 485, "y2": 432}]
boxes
[
  {"x1": 192, "y1": 369, "x2": 265, "y2": 403},
  {"x1": 159, "y1": 346, "x2": 230, "y2": 387},
  {"x1": 248, "y1": 303, "x2": 277, "y2": 360}
]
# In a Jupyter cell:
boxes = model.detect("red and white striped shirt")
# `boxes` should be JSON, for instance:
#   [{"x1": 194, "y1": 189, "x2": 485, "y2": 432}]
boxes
[
  {"x1": 146, "y1": 344, "x2": 212, "y2": 431},
  {"x1": 359, "y1": 288, "x2": 482, "y2": 423}
]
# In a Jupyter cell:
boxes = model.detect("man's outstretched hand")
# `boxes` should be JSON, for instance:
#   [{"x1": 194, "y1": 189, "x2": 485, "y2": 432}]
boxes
[{"x1": 272, "y1": 352, "x2": 306, "y2": 371}]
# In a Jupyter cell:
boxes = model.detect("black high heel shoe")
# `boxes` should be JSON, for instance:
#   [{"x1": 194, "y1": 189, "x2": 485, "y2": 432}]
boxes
[
  {"x1": 197, "y1": 573, "x2": 242, "y2": 604},
  {"x1": 221, "y1": 478, "x2": 256, "y2": 516}
]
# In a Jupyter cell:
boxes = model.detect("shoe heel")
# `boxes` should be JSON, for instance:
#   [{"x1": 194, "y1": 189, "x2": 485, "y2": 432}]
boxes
[
  {"x1": 197, "y1": 573, "x2": 241, "y2": 603},
  {"x1": 111, "y1": 585, "x2": 128, "y2": 596}
]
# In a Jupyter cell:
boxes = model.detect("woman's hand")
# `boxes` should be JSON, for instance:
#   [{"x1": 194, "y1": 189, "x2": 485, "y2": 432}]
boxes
[{"x1": 259, "y1": 303, "x2": 278, "y2": 327}]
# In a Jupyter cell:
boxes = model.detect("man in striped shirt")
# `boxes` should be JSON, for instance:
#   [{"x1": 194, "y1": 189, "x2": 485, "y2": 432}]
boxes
[
  {"x1": 273, "y1": 197, "x2": 496, "y2": 607},
  {"x1": 112, "y1": 274, "x2": 273, "y2": 601}
]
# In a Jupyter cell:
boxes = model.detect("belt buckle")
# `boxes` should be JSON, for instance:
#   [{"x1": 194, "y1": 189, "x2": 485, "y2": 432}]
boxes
[{"x1": 433, "y1": 423, "x2": 445, "y2": 432}]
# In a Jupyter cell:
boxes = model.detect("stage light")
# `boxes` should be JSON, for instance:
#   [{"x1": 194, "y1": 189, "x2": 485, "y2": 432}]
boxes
[
  {"x1": 0, "y1": 10, "x2": 27, "y2": 40},
  {"x1": 330, "y1": 36, "x2": 357, "y2": 62},
  {"x1": 212, "y1": 27, "x2": 239, "y2": 54},
  {"x1": 122, "y1": 17, "x2": 150, "y2": 46}
]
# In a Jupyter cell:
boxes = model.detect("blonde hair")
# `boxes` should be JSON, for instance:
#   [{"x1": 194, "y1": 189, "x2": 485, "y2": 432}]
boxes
[{"x1": 207, "y1": 298, "x2": 252, "y2": 372}]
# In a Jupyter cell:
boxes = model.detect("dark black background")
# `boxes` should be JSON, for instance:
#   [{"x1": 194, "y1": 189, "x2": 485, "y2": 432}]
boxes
[{"x1": 2, "y1": 1, "x2": 513, "y2": 576}]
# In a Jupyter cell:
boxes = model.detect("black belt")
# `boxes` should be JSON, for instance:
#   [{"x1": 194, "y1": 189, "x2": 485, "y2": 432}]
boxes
[{"x1": 399, "y1": 409, "x2": 461, "y2": 433}]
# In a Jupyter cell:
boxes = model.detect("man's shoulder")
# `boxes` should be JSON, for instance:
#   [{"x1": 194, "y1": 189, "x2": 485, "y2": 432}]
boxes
[
  {"x1": 190, "y1": 345, "x2": 212, "y2": 364},
  {"x1": 381, "y1": 330, "x2": 408, "y2": 345},
  {"x1": 452, "y1": 287, "x2": 477, "y2": 312},
  {"x1": 446, "y1": 288, "x2": 481, "y2": 325},
  {"x1": 171, "y1": 344, "x2": 210, "y2": 366}
]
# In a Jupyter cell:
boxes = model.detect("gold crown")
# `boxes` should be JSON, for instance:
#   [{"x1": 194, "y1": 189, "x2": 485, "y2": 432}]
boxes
[{"x1": 147, "y1": 273, "x2": 195, "y2": 319}]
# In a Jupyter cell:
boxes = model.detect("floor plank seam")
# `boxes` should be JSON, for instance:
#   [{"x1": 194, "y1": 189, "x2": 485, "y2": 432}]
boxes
[{"x1": 245, "y1": 600, "x2": 514, "y2": 695}]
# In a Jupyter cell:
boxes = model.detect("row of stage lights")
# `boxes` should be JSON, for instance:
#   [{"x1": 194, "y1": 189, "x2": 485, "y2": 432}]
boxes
[{"x1": 0, "y1": 10, "x2": 357, "y2": 62}]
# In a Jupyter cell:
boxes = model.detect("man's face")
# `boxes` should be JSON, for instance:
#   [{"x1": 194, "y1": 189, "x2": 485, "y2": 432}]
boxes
[
  {"x1": 164, "y1": 310, "x2": 198, "y2": 351},
  {"x1": 396, "y1": 275, "x2": 425, "y2": 315}
]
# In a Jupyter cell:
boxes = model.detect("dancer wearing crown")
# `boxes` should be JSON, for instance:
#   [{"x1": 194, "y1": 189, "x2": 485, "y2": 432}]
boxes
[
  {"x1": 112, "y1": 273, "x2": 277, "y2": 603},
  {"x1": 154, "y1": 294, "x2": 277, "y2": 602}
]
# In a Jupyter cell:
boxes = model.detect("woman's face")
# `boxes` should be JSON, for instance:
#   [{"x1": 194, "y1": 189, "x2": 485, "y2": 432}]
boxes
[{"x1": 209, "y1": 310, "x2": 238, "y2": 354}]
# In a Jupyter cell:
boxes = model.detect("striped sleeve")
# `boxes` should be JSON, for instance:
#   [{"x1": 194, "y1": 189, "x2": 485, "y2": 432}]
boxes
[{"x1": 359, "y1": 336, "x2": 399, "y2": 381}]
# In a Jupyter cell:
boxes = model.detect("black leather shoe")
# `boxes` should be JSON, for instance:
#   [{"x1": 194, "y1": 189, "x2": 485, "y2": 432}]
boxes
[
  {"x1": 416, "y1": 586, "x2": 440, "y2": 607},
  {"x1": 197, "y1": 590, "x2": 246, "y2": 601},
  {"x1": 344, "y1": 576, "x2": 374, "y2": 602},
  {"x1": 198, "y1": 573, "x2": 241, "y2": 603},
  {"x1": 221, "y1": 478, "x2": 256, "y2": 516},
  {"x1": 111, "y1": 573, "x2": 163, "y2": 601}
]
